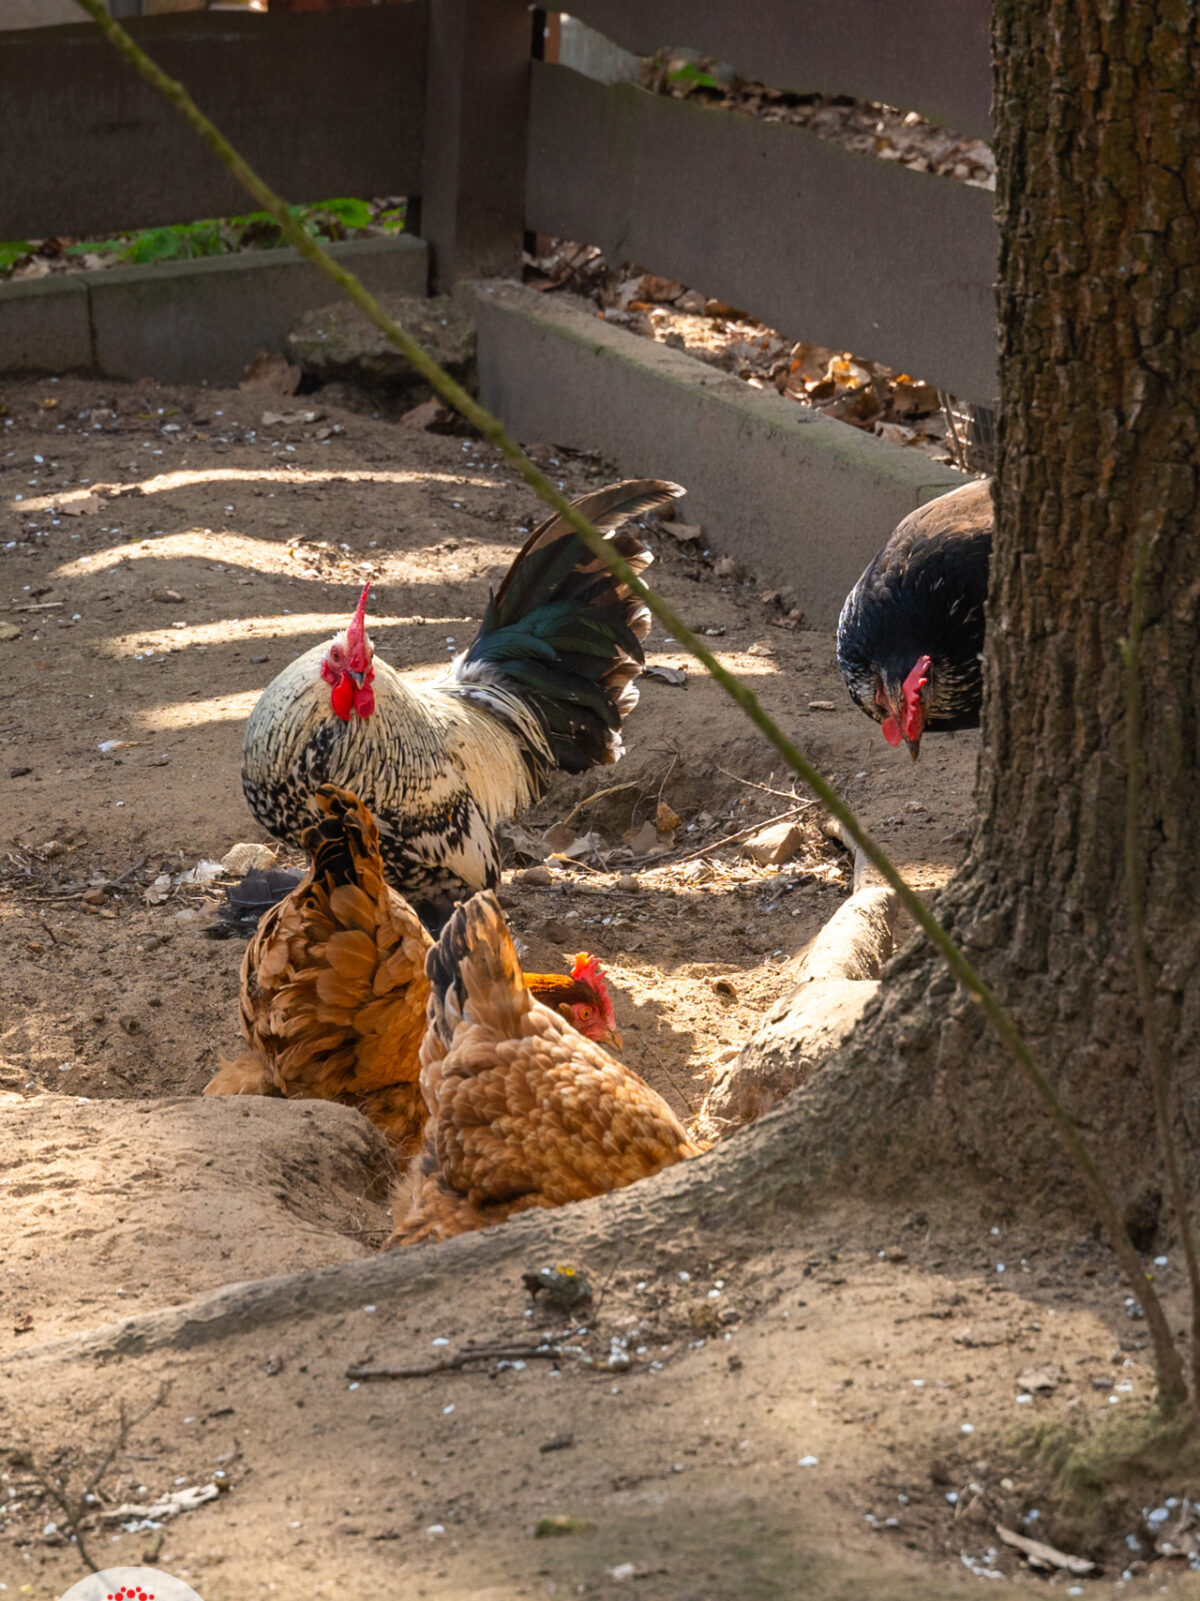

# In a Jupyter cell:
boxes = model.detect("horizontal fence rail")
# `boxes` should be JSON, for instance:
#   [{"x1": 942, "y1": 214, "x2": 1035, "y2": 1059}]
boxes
[
  {"x1": 527, "y1": 64, "x2": 998, "y2": 402},
  {"x1": 0, "y1": 6, "x2": 429, "y2": 241},
  {"x1": 562, "y1": 0, "x2": 992, "y2": 140}
]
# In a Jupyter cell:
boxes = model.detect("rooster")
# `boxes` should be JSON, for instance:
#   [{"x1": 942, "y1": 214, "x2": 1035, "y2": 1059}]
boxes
[
  {"x1": 242, "y1": 479, "x2": 682, "y2": 926},
  {"x1": 388, "y1": 891, "x2": 704, "y2": 1245},
  {"x1": 836, "y1": 478, "x2": 992, "y2": 759},
  {"x1": 205, "y1": 786, "x2": 626, "y2": 1153}
]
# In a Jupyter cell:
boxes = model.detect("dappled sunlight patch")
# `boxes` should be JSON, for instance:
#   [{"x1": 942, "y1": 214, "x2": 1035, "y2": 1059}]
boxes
[
  {"x1": 15, "y1": 464, "x2": 500, "y2": 514},
  {"x1": 101, "y1": 611, "x2": 438, "y2": 654},
  {"x1": 133, "y1": 689, "x2": 261, "y2": 730}
]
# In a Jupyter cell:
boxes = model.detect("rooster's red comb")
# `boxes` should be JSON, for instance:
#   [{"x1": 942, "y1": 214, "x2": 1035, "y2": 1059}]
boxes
[{"x1": 345, "y1": 582, "x2": 372, "y2": 669}]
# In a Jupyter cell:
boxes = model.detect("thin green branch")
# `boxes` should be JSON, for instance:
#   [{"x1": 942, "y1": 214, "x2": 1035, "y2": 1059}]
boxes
[
  {"x1": 76, "y1": 0, "x2": 1187, "y2": 1411},
  {"x1": 1123, "y1": 539, "x2": 1200, "y2": 1402}
]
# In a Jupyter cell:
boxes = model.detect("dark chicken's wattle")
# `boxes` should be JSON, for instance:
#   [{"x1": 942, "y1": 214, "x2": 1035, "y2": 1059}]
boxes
[{"x1": 836, "y1": 478, "x2": 993, "y2": 759}]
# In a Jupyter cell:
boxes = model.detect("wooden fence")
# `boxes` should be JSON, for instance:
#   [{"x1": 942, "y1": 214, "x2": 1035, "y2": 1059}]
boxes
[{"x1": 0, "y1": 0, "x2": 995, "y2": 399}]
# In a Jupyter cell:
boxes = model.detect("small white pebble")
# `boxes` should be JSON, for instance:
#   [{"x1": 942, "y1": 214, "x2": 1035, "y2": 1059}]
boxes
[
  {"x1": 798, "y1": 1455, "x2": 819, "y2": 1468},
  {"x1": 425, "y1": 1523, "x2": 445, "y2": 1537},
  {"x1": 347, "y1": 1381, "x2": 360, "y2": 1391},
  {"x1": 961, "y1": 1423, "x2": 975, "y2": 1435},
  {"x1": 442, "y1": 1404, "x2": 455, "y2": 1415},
  {"x1": 678, "y1": 1270, "x2": 691, "y2": 1283},
  {"x1": 363, "y1": 1304, "x2": 376, "y2": 1313},
  {"x1": 432, "y1": 1336, "x2": 450, "y2": 1346}
]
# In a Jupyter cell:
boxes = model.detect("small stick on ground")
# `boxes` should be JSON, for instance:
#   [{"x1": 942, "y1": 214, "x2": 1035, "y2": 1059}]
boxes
[
  {"x1": 561, "y1": 782, "x2": 638, "y2": 829},
  {"x1": 716, "y1": 766, "x2": 805, "y2": 805},
  {"x1": 347, "y1": 1343, "x2": 584, "y2": 1381},
  {"x1": 664, "y1": 804, "x2": 812, "y2": 866}
]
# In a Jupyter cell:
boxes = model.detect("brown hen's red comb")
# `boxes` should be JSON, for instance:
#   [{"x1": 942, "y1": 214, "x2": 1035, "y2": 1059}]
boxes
[
  {"x1": 345, "y1": 582, "x2": 372, "y2": 670},
  {"x1": 571, "y1": 952, "x2": 617, "y2": 1030}
]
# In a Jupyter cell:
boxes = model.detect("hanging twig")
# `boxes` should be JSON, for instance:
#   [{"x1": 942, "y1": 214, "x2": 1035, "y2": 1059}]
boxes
[{"x1": 75, "y1": 0, "x2": 1189, "y2": 1413}]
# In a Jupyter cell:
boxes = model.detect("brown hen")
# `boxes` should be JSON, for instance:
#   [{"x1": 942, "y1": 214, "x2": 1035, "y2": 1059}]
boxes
[
  {"x1": 204, "y1": 784, "x2": 433, "y2": 1157},
  {"x1": 388, "y1": 891, "x2": 704, "y2": 1245}
]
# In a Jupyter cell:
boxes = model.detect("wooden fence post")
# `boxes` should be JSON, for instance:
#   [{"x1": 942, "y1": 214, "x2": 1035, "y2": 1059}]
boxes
[{"x1": 419, "y1": 0, "x2": 533, "y2": 291}]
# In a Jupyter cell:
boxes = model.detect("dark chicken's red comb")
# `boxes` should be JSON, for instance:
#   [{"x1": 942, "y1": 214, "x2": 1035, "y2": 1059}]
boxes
[{"x1": 900, "y1": 655, "x2": 931, "y2": 744}]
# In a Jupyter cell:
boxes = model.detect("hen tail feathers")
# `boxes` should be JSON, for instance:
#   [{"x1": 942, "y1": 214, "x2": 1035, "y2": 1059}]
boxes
[
  {"x1": 300, "y1": 783, "x2": 387, "y2": 905},
  {"x1": 425, "y1": 890, "x2": 531, "y2": 1049}
]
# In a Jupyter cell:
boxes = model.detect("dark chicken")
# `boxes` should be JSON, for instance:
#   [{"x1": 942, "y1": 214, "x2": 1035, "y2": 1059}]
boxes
[
  {"x1": 242, "y1": 480, "x2": 682, "y2": 926},
  {"x1": 836, "y1": 478, "x2": 992, "y2": 759}
]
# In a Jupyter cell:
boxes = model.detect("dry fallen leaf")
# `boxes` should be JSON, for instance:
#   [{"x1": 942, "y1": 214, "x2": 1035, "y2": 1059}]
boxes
[
  {"x1": 622, "y1": 821, "x2": 662, "y2": 856},
  {"x1": 59, "y1": 493, "x2": 105, "y2": 516},
  {"x1": 642, "y1": 665, "x2": 687, "y2": 687},
  {"x1": 1016, "y1": 1365, "x2": 1060, "y2": 1393},
  {"x1": 655, "y1": 800, "x2": 682, "y2": 833},
  {"x1": 400, "y1": 398, "x2": 442, "y2": 431},
  {"x1": 261, "y1": 408, "x2": 322, "y2": 427},
  {"x1": 240, "y1": 350, "x2": 301, "y2": 395}
]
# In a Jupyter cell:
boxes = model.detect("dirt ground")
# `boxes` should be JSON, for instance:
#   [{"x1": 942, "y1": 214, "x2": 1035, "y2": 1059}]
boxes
[{"x1": 2, "y1": 375, "x2": 1192, "y2": 1601}]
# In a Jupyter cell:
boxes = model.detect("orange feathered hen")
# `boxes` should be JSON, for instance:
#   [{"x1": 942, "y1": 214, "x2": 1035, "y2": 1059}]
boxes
[
  {"x1": 388, "y1": 891, "x2": 705, "y2": 1245},
  {"x1": 204, "y1": 784, "x2": 433, "y2": 1156}
]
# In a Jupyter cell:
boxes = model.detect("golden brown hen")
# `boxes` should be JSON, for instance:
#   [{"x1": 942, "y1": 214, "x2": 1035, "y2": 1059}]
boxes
[
  {"x1": 388, "y1": 891, "x2": 704, "y2": 1245},
  {"x1": 204, "y1": 783, "x2": 433, "y2": 1157}
]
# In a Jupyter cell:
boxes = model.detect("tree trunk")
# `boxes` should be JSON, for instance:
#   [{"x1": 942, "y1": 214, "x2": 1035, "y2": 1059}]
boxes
[{"x1": 804, "y1": 0, "x2": 1200, "y2": 1225}]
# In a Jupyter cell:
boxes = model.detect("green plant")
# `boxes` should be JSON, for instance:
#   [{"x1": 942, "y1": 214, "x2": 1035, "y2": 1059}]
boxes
[
  {"x1": 668, "y1": 61, "x2": 719, "y2": 90},
  {"x1": 0, "y1": 240, "x2": 32, "y2": 272},
  {"x1": 40, "y1": 196, "x2": 398, "y2": 277}
]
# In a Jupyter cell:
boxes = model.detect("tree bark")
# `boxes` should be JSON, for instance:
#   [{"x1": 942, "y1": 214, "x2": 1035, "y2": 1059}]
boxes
[{"x1": 811, "y1": 0, "x2": 1200, "y2": 1224}]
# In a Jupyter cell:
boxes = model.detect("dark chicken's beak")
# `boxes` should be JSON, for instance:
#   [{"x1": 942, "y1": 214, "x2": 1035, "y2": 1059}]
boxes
[{"x1": 905, "y1": 738, "x2": 921, "y2": 762}]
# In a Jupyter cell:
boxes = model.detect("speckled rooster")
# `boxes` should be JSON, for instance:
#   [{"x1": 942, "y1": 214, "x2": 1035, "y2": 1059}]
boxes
[{"x1": 242, "y1": 479, "x2": 682, "y2": 926}]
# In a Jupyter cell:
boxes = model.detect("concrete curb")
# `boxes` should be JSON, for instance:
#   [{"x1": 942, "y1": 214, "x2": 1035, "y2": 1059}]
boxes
[
  {"x1": 0, "y1": 234, "x2": 428, "y2": 385},
  {"x1": 470, "y1": 280, "x2": 968, "y2": 627}
]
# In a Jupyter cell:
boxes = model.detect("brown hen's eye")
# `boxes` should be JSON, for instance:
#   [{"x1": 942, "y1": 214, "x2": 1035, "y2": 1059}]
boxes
[{"x1": 578, "y1": 1006, "x2": 593, "y2": 1021}]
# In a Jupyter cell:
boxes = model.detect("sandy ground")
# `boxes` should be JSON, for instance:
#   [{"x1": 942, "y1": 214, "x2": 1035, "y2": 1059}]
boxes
[{"x1": 2, "y1": 375, "x2": 1190, "y2": 1601}]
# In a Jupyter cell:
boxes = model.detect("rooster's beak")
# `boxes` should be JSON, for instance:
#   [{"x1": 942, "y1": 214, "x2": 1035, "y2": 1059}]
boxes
[{"x1": 347, "y1": 669, "x2": 366, "y2": 687}]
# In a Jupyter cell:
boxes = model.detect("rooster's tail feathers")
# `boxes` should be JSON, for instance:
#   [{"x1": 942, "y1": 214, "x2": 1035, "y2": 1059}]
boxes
[
  {"x1": 457, "y1": 479, "x2": 683, "y2": 773},
  {"x1": 425, "y1": 890, "x2": 531, "y2": 1048}
]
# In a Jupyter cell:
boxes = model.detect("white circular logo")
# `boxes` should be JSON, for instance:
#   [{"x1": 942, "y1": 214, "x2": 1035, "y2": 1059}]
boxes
[{"x1": 58, "y1": 1569, "x2": 205, "y2": 1601}]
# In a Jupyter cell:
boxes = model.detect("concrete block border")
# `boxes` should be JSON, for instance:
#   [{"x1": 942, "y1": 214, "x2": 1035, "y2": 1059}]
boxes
[
  {"x1": 470, "y1": 279, "x2": 968, "y2": 628},
  {"x1": 0, "y1": 234, "x2": 428, "y2": 386}
]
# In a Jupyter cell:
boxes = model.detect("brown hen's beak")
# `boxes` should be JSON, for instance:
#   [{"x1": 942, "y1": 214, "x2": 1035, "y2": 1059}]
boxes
[{"x1": 597, "y1": 1025, "x2": 624, "y2": 1052}]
